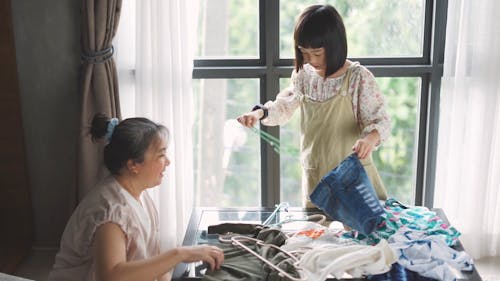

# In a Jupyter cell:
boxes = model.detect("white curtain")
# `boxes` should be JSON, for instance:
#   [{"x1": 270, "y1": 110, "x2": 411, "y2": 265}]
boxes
[
  {"x1": 434, "y1": 0, "x2": 500, "y2": 259},
  {"x1": 114, "y1": 0, "x2": 199, "y2": 250}
]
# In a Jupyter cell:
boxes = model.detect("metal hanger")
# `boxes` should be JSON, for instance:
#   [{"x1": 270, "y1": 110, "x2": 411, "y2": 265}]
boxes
[{"x1": 219, "y1": 235, "x2": 306, "y2": 281}]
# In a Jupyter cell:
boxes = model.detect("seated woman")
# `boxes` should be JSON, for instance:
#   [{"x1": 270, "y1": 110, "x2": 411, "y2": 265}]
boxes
[{"x1": 48, "y1": 114, "x2": 224, "y2": 281}]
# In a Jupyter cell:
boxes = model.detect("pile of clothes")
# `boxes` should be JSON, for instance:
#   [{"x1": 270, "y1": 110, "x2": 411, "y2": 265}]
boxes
[{"x1": 202, "y1": 154, "x2": 474, "y2": 281}]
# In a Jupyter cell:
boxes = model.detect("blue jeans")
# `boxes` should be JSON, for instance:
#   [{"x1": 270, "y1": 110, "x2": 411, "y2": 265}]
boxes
[
  {"x1": 309, "y1": 153, "x2": 384, "y2": 235},
  {"x1": 367, "y1": 263, "x2": 437, "y2": 281}
]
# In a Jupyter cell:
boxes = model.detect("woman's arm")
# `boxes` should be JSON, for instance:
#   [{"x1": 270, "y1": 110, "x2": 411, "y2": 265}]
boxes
[
  {"x1": 157, "y1": 270, "x2": 172, "y2": 281},
  {"x1": 355, "y1": 68, "x2": 391, "y2": 144},
  {"x1": 351, "y1": 68, "x2": 391, "y2": 159},
  {"x1": 237, "y1": 69, "x2": 303, "y2": 128},
  {"x1": 260, "y1": 87, "x2": 301, "y2": 126},
  {"x1": 93, "y1": 223, "x2": 224, "y2": 281},
  {"x1": 237, "y1": 87, "x2": 300, "y2": 128}
]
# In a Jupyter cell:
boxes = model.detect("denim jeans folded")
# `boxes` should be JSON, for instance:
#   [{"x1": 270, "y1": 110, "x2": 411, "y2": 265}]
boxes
[{"x1": 309, "y1": 153, "x2": 384, "y2": 235}]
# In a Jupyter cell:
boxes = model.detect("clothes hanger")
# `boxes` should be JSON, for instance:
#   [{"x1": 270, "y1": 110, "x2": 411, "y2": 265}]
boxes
[
  {"x1": 263, "y1": 202, "x2": 290, "y2": 226},
  {"x1": 250, "y1": 127, "x2": 299, "y2": 155},
  {"x1": 262, "y1": 202, "x2": 328, "y2": 235},
  {"x1": 219, "y1": 235, "x2": 306, "y2": 281},
  {"x1": 270, "y1": 213, "x2": 327, "y2": 228}
]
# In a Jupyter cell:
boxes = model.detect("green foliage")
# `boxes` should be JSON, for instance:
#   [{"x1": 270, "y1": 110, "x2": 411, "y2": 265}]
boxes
[
  {"x1": 228, "y1": 1, "x2": 259, "y2": 56},
  {"x1": 195, "y1": 0, "x2": 424, "y2": 206},
  {"x1": 374, "y1": 78, "x2": 420, "y2": 204},
  {"x1": 280, "y1": 0, "x2": 423, "y2": 58}
]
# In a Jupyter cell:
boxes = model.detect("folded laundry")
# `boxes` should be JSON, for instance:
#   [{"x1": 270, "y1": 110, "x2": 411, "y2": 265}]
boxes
[{"x1": 309, "y1": 153, "x2": 384, "y2": 235}]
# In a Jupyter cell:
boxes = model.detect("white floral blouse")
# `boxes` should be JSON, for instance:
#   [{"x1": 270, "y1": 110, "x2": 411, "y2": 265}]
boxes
[{"x1": 261, "y1": 62, "x2": 391, "y2": 143}]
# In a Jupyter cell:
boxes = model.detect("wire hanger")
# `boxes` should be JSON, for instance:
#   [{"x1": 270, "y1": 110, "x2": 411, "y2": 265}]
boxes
[
  {"x1": 270, "y1": 213, "x2": 327, "y2": 228},
  {"x1": 250, "y1": 127, "x2": 299, "y2": 155},
  {"x1": 263, "y1": 202, "x2": 290, "y2": 226},
  {"x1": 219, "y1": 235, "x2": 306, "y2": 281},
  {"x1": 262, "y1": 202, "x2": 327, "y2": 229}
]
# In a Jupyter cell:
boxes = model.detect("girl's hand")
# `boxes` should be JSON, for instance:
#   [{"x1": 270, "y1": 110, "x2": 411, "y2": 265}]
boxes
[
  {"x1": 179, "y1": 245, "x2": 224, "y2": 271},
  {"x1": 236, "y1": 110, "x2": 263, "y2": 127},
  {"x1": 352, "y1": 131, "x2": 380, "y2": 159}
]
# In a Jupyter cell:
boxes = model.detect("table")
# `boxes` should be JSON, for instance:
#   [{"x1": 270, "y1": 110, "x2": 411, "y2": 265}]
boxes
[{"x1": 172, "y1": 207, "x2": 482, "y2": 280}]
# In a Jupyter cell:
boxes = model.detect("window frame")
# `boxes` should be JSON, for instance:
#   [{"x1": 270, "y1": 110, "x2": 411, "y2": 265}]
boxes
[{"x1": 193, "y1": 0, "x2": 448, "y2": 208}]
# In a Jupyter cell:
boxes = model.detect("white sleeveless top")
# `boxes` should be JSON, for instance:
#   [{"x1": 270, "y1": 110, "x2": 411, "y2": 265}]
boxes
[{"x1": 48, "y1": 176, "x2": 160, "y2": 281}]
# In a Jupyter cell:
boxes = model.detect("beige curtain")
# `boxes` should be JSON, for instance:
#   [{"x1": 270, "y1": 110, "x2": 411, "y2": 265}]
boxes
[{"x1": 77, "y1": 0, "x2": 122, "y2": 201}]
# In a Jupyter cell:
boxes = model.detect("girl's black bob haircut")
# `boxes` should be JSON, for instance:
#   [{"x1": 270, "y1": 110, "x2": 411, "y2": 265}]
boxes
[{"x1": 294, "y1": 4, "x2": 348, "y2": 77}]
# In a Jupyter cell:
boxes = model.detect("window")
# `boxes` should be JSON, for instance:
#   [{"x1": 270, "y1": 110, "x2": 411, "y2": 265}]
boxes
[
  {"x1": 196, "y1": 0, "x2": 259, "y2": 58},
  {"x1": 193, "y1": 0, "x2": 447, "y2": 208},
  {"x1": 192, "y1": 79, "x2": 262, "y2": 207},
  {"x1": 279, "y1": 1, "x2": 425, "y2": 58}
]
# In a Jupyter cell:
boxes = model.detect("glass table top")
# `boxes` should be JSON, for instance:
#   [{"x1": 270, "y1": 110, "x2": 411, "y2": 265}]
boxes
[
  {"x1": 191, "y1": 208, "x2": 328, "y2": 245},
  {"x1": 173, "y1": 207, "x2": 482, "y2": 281}
]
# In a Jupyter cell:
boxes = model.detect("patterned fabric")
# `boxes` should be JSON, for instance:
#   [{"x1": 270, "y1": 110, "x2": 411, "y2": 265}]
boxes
[
  {"x1": 388, "y1": 230, "x2": 473, "y2": 281},
  {"x1": 340, "y1": 199, "x2": 461, "y2": 246},
  {"x1": 262, "y1": 62, "x2": 391, "y2": 142}
]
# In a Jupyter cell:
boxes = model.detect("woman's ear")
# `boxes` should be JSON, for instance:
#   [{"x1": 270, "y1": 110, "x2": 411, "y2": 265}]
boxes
[{"x1": 126, "y1": 159, "x2": 139, "y2": 174}]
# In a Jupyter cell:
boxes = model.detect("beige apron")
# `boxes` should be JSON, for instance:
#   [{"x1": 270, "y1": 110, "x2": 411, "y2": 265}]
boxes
[{"x1": 299, "y1": 68, "x2": 388, "y2": 207}]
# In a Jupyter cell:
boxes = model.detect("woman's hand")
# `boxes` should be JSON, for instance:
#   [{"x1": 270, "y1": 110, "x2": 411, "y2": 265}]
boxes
[
  {"x1": 93, "y1": 223, "x2": 224, "y2": 281},
  {"x1": 179, "y1": 245, "x2": 224, "y2": 271},
  {"x1": 352, "y1": 130, "x2": 380, "y2": 159},
  {"x1": 236, "y1": 110, "x2": 263, "y2": 127}
]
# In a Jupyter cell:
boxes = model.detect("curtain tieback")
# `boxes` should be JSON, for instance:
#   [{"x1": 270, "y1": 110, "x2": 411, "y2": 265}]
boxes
[{"x1": 81, "y1": 45, "x2": 114, "y2": 64}]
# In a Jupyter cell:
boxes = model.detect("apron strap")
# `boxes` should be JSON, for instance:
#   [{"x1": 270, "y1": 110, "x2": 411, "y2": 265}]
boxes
[{"x1": 340, "y1": 67, "x2": 353, "y2": 96}]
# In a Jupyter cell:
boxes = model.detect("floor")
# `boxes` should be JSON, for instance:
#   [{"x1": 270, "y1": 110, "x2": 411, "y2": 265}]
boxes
[
  {"x1": 12, "y1": 248, "x2": 57, "y2": 281},
  {"x1": 7, "y1": 249, "x2": 500, "y2": 280},
  {"x1": 476, "y1": 256, "x2": 500, "y2": 281}
]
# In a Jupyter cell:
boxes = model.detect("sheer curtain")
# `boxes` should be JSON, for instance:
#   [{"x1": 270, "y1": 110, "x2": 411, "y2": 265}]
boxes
[
  {"x1": 435, "y1": 0, "x2": 500, "y2": 259},
  {"x1": 114, "y1": 0, "x2": 198, "y2": 250}
]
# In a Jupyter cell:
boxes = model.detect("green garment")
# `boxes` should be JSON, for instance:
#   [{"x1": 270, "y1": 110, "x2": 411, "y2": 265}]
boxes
[
  {"x1": 299, "y1": 68, "x2": 388, "y2": 207},
  {"x1": 202, "y1": 228, "x2": 300, "y2": 281}
]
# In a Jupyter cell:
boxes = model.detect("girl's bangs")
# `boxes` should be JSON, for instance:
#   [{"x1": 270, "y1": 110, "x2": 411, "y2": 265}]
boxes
[{"x1": 297, "y1": 23, "x2": 326, "y2": 49}]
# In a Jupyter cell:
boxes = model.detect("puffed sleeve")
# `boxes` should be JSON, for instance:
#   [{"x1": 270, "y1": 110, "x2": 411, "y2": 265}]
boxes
[
  {"x1": 354, "y1": 67, "x2": 391, "y2": 144},
  {"x1": 81, "y1": 201, "x2": 136, "y2": 255},
  {"x1": 261, "y1": 70, "x2": 301, "y2": 126},
  {"x1": 67, "y1": 187, "x2": 138, "y2": 256}
]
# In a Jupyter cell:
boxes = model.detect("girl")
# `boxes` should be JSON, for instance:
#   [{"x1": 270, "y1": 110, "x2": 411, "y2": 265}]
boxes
[
  {"x1": 48, "y1": 114, "x2": 224, "y2": 281},
  {"x1": 237, "y1": 4, "x2": 391, "y2": 206}
]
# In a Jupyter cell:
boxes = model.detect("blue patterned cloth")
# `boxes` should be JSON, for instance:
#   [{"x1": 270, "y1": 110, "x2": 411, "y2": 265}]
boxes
[{"x1": 341, "y1": 199, "x2": 461, "y2": 246}]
